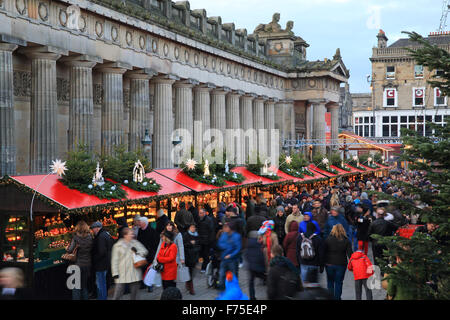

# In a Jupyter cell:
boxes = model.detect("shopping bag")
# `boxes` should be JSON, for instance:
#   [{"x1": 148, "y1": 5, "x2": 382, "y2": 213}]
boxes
[
  {"x1": 176, "y1": 264, "x2": 191, "y2": 283},
  {"x1": 133, "y1": 253, "x2": 147, "y2": 268},
  {"x1": 143, "y1": 266, "x2": 156, "y2": 286}
]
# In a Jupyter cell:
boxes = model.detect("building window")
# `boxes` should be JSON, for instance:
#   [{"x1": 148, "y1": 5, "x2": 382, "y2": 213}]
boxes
[
  {"x1": 391, "y1": 116, "x2": 398, "y2": 123},
  {"x1": 364, "y1": 117, "x2": 369, "y2": 123},
  {"x1": 384, "y1": 88, "x2": 397, "y2": 107},
  {"x1": 413, "y1": 88, "x2": 425, "y2": 107},
  {"x1": 386, "y1": 66, "x2": 395, "y2": 79},
  {"x1": 391, "y1": 125, "x2": 398, "y2": 137},
  {"x1": 382, "y1": 125, "x2": 390, "y2": 137},
  {"x1": 400, "y1": 116, "x2": 407, "y2": 123},
  {"x1": 434, "y1": 88, "x2": 447, "y2": 106},
  {"x1": 364, "y1": 125, "x2": 369, "y2": 137},
  {"x1": 435, "y1": 115, "x2": 442, "y2": 122},
  {"x1": 382, "y1": 116, "x2": 389, "y2": 123},
  {"x1": 414, "y1": 65, "x2": 424, "y2": 78}
]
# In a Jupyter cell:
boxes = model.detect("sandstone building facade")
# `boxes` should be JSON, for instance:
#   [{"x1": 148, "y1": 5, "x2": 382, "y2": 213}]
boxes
[
  {"x1": 352, "y1": 30, "x2": 449, "y2": 140},
  {"x1": 0, "y1": 0, "x2": 349, "y2": 175}
]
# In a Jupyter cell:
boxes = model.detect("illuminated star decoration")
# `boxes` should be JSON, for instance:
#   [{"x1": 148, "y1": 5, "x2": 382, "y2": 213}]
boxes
[
  {"x1": 50, "y1": 159, "x2": 67, "y2": 177},
  {"x1": 353, "y1": 155, "x2": 358, "y2": 161},
  {"x1": 322, "y1": 158, "x2": 329, "y2": 165},
  {"x1": 285, "y1": 156, "x2": 292, "y2": 165},
  {"x1": 368, "y1": 157, "x2": 373, "y2": 163},
  {"x1": 185, "y1": 159, "x2": 197, "y2": 170}
]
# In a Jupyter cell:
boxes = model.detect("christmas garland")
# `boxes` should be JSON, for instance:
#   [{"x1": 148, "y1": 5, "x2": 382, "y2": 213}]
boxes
[
  {"x1": 364, "y1": 162, "x2": 380, "y2": 169},
  {"x1": 279, "y1": 167, "x2": 305, "y2": 178},
  {"x1": 61, "y1": 179, "x2": 127, "y2": 200},
  {"x1": 221, "y1": 171, "x2": 246, "y2": 183},
  {"x1": 316, "y1": 163, "x2": 339, "y2": 175},
  {"x1": 184, "y1": 169, "x2": 227, "y2": 187},
  {"x1": 246, "y1": 165, "x2": 281, "y2": 180},
  {"x1": 346, "y1": 160, "x2": 367, "y2": 171},
  {"x1": 121, "y1": 177, "x2": 161, "y2": 192},
  {"x1": 333, "y1": 163, "x2": 352, "y2": 172}
]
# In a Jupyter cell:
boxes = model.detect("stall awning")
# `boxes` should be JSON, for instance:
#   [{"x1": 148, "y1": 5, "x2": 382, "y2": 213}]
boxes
[
  {"x1": 308, "y1": 164, "x2": 337, "y2": 178},
  {"x1": 339, "y1": 132, "x2": 395, "y2": 152},
  {"x1": 358, "y1": 164, "x2": 376, "y2": 171},
  {"x1": 230, "y1": 167, "x2": 293, "y2": 188},
  {"x1": 329, "y1": 165, "x2": 355, "y2": 177},
  {"x1": 7, "y1": 172, "x2": 192, "y2": 213},
  {"x1": 154, "y1": 168, "x2": 259, "y2": 195}
]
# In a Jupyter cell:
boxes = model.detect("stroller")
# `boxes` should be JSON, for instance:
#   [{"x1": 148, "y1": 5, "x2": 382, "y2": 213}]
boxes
[{"x1": 205, "y1": 247, "x2": 221, "y2": 288}]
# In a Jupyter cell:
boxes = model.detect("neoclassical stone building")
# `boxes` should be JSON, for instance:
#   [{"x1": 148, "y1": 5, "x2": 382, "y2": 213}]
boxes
[{"x1": 0, "y1": 0, "x2": 349, "y2": 175}]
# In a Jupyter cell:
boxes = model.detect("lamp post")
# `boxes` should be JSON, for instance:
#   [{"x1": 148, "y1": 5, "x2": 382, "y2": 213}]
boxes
[
  {"x1": 366, "y1": 74, "x2": 376, "y2": 138},
  {"x1": 141, "y1": 129, "x2": 152, "y2": 165}
]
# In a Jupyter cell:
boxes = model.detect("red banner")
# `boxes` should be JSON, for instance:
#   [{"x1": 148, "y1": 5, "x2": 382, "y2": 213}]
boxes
[{"x1": 325, "y1": 112, "x2": 331, "y2": 144}]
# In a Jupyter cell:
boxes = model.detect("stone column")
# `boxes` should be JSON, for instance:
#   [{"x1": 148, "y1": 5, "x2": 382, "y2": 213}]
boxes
[
  {"x1": 253, "y1": 96, "x2": 266, "y2": 158},
  {"x1": 0, "y1": 42, "x2": 18, "y2": 176},
  {"x1": 174, "y1": 79, "x2": 197, "y2": 138},
  {"x1": 152, "y1": 74, "x2": 178, "y2": 168},
  {"x1": 274, "y1": 101, "x2": 286, "y2": 153},
  {"x1": 210, "y1": 87, "x2": 229, "y2": 137},
  {"x1": 226, "y1": 90, "x2": 243, "y2": 164},
  {"x1": 61, "y1": 55, "x2": 102, "y2": 152},
  {"x1": 194, "y1": 83, "x2": 215, "y2": 147},
  {"x1": 311, "y1": 99, "x2": 328, "y2": 156},
  {"x1": 240, "y1": 93, "x2": 255, "y2": 162},
  {"x1": 20, "y1": 46, "x2": 68, "y2": 173},
  {"x1": 285, "y1": 99, "x2": 295, "y2": 153},
  {"x1": 96, "y1": 62, "x2": 131, "y2": 156},
  {"x1": 264, "y1": 98, "x2": 276, "y2": 157},
  {"x1": 126, "y1": 68, "x2": 156, "y2": 152},
  {"x1": 328, "y1": 103, "x2": 340, "y2": 152},
  {"x1": 306, "y1": 103, "x2": 312, "y2": 141}
]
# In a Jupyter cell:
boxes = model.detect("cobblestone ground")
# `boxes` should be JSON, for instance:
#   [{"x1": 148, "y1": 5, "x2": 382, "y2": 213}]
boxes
[{"x1": 114, "y1": 244, "x2": 386, "y2": 301}]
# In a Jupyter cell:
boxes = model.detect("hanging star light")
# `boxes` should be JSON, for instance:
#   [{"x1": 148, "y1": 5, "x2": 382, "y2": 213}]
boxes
[
  {"x1": 185, "y1": 159, "x2": 197, "y2": 170},
  {"x1": 322, "y1": 158, "x2": 329, "y2": 165},
  {"x1": 368, "y1": 157, "x2": 373, "y2": 164},
  {"x1": 285, "y1": 156, "x2": 292, "y2": 165},
  {"x1": 50, "y1": 159, "x2": 67, "y2": 177}
]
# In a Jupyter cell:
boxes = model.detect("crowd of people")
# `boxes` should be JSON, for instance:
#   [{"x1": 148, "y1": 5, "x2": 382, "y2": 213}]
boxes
[{"x1": 0, "y1": 169, "x2": 440, "y2": 300}]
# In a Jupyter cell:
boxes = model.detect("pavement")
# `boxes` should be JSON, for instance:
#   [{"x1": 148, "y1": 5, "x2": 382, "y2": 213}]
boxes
[{"x1": 115, "y1": 243, "x2": 386, "y2": 301}]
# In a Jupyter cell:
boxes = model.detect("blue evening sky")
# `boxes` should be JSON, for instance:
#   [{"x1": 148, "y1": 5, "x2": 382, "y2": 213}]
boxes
[{"x1": 187, "y1": 0, "x2": 440, "y2": 93}]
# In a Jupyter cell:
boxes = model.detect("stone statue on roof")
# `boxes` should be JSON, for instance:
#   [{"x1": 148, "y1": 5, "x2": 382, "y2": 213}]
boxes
[{"x1": 254, "y1": 13, "x2": 283, "y2": 33}]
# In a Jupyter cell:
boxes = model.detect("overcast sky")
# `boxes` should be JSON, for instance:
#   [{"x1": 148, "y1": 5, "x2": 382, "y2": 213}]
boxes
[{"x1": 187, "y1": 0, "x2": 440, "y2": 93}]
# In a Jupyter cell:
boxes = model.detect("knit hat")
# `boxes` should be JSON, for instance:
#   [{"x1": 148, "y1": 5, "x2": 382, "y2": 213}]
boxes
[
  {"x1": 90, "y1": 221, "x2": 102, "y2": 229},
  {"x1": 258, "y1": 220, "x2": 275, "y2": 235},
  {"x1": 276, "y1": 206, "x2": 285, "y2": 213},
  {"x1": 163, "y1": 230, "x2": 175, "y2": 242},
  {"x1": 361, "y1": 192, "x2": 368, "y2": 200}
]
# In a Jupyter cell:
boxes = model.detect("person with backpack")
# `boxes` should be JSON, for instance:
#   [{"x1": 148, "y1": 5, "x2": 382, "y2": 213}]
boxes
[
  {"x1": 298, "y1": 212, "x2": 320, "y2": 235},
  {"x1": 90, "y1": 221, "x2": 114, "y2": 300},
  {"x1": 347, "y1": 249, "x2": 374, "y2": 300},
  {"x1": 297, "y1": 223, "x2": 325, "y2": 284}
]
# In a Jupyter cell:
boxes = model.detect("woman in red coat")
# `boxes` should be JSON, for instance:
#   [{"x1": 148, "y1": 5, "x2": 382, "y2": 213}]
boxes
[
  {"x1": 156, "y1": 231, "x2": 178, "y2": 289},
  {"x1": 283, "y1": 221, "x2": 299, "y2": 269}
]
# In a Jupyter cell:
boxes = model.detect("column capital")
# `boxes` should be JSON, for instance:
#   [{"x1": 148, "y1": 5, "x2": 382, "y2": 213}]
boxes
[
  {"x1": 211, "y1": 86, "x2": 232, "y2": 95},
  {"x1": 174, "y1": 78, "x2": 200, "y2": 88},
  {"x1": 96, "y1": 61, "x2": 132, "y2": 74},
  {"x1": 152, "y1": 73, "x2": 180, "y2": 84},
  {"x1": 228, "y1": 89, "x2": 244, "y2": 97},
  {"x1": 0, "y1": 43, "x2": 18, "y2": 53},
  {"x1": 242, "y1": 92, "x2": 257, "y2": 99},
  {"x1": 60, "y1": 54, "x2": 103, "y2": 68},
  {"x1": 254, "y1": 95, "x2": 267, "y2": 103},
  {"x1": 308, "y1": 98, "x2": 329, "y2": 105},
  {"x1": 125, "y1": 68, "x2": 158, "y2": 80},
  {"x1": 194, "y1": 82, "x2": 216, "y2": 92},
  {"x1": 19, "y1": 45, "x2": 68, "y2": 60}
]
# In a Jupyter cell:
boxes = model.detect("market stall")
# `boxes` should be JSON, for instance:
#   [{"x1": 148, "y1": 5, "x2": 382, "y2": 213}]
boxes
[
  {"x1": 154, "y1": 168, "x2": 261, "y2": 214},
  {"x1": 308, "y1": 164, "x2": 339, "y2": 186},
  {"x1": 0, "y1": 172, "x2": 192, "y2": 299},
  {"x1": 272, "y1": 168, "x2": 328, "y2": 195}
]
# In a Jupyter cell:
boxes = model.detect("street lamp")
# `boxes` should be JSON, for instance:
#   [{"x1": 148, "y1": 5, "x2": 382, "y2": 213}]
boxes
[
  {"x1": 366, "y1": 74, "x2": 376, "y2": 138},
  {"x1": 141, "y1": 129, "x2": 152, "y2": 160}
]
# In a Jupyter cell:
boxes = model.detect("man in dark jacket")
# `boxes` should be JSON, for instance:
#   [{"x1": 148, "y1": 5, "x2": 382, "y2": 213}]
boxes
[
  {"x1": 155, "y1": 209, "x2": 169, "y2": 235},
  {"x1": 311, "y1": 200, "x2": 329, "y2": 234},
  {"x1": 197, "y1": 207, "x2": 216, "y2": 272},
  {"x1": 368, "y1": 208, "x2": 397, "y2": 264},
  {"x1": 187, "y1": 202, "x2": 200, "y2": 225},
  {"x1": 323, "y1": 207, "x2": 349, "y2": 240},
  {"x1": 90, "y1": 221, "x2": 114, "y2": 300},
  {"x1": 244, "y1": 196, "x2": 255, "y2": 221},
  {"x1": 136, "y1": 216, "x2": 159, "y2": 291},
  {"x1": 245, "y1": 230, "x2": 266, "y2": 300},
  {"x1": 254, "y1": 194, "x2": 269, "y2": 217},
  {"x1": 245, "y1": 213, "x2": 266, "y2": 236},
  {"x1": 174, "y1": 202, "x2": 195, "y2": 234}
]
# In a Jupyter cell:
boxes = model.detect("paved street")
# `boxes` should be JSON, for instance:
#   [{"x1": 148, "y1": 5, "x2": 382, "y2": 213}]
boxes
[{"x1": 118, "y1": 244, "x2": 386, "y2": 301}]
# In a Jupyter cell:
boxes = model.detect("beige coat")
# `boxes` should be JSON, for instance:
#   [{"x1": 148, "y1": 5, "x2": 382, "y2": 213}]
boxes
[
  {"x1": 111, "y1": 239, "x2": 148, "y2": 284},
  {"x1": 285, "y1": 212, "x2": 304, "y2": 235}
]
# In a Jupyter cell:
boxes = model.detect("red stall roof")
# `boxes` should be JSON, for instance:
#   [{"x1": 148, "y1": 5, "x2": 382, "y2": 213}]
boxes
[
  {"x1": 358, "y1": 164, "x2": 376, "y2": 171},
  {"x1": 230, "y1": 167, "x2": 293, "y2": 187},
  {"x1": 308, "y1": 164, "x2": 337, "y2": 178},
  {"x1": 10, "y1": 171, "x2": 192, "y2": 212},
  {"x1": 329, "y1": 165, "x2": 355, "y2": 177},
  {"x1": 154, "y1": 168, "x2": 255, "y2": 194},
  {"x1": 343, "y1": 163, "x2": 365, "y2": 173}
]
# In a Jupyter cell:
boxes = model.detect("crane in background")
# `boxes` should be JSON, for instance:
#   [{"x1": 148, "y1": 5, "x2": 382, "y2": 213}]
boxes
[{"x1": 439, "y1": 0, "x2": 450, "y2": 32}]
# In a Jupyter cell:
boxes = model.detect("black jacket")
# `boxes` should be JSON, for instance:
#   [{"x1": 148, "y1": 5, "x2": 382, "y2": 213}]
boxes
[
  {"x1": 68, "y1": 234, "x2": 93, "y2": 268},
  {"x1": 267, "y1": 256, "x2": 303, "y2": 300},
  {"x1": 254, "y1": 202, "x2": 269, "y2": 217},
  {"x1": 188, "y1": 206, "x2": 200, "y2": 225},
  {"x1": 273, "y1": 214, "x2": 286, "y2": 243},
  {"x1": 182, "y1": 232, "x2": 201, "y2": 268},
  {"x1": 245, "y1": 215, "x2": 266, "y2": 236},
  {"x1": 296, "y1": 233, "x2": 325, "y2": 267},
  {"x1": 174, "y1": 209, "x2": 195, "y2": 233},
  {"x1": 356, "y1": 215, "x2": 372, "y2": 241},
  {"x1": 368, "y1": 218, "x2": 397, "y2": 244},
  {"x1": 137, "y1": 225, "x2": 160, "y2": 264},
  {"x1": 92, "y1": 228, "x2": 114, "y2": 272},
  {"x1": 244, "y1": 235, "x2": 266, "y2": 274},
  {"x1": 324, "y1": 235, "x2": 352, "y2": 266},
  {"x1": 0, "y1": 287, "x2": 34, "y2": 300},
  {"x1": 197, "y1": 214, "x2": 215, "y2": 246},
  {"x1": 155, "y1": 214, "x2": 169, "y2": 235},
  {"x1": 245, "y1": 200, "x2": 255, "y2": 220}
]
